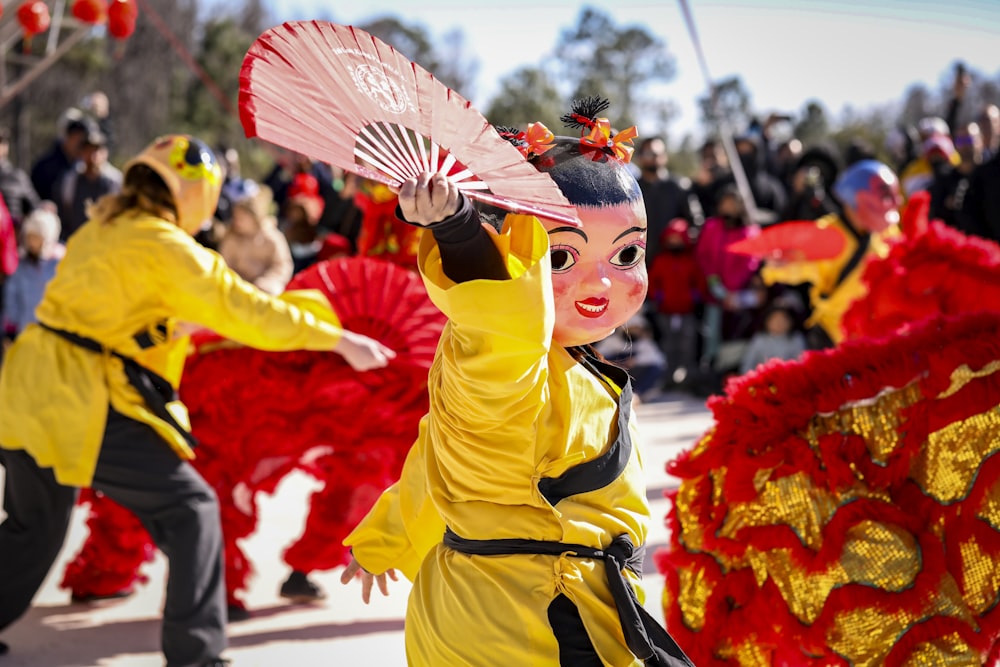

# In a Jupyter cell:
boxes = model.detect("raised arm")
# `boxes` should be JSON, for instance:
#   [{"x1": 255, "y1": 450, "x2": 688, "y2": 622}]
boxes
[{"x1": 397, "y1": 172, "x2": 508, "y2": 283}]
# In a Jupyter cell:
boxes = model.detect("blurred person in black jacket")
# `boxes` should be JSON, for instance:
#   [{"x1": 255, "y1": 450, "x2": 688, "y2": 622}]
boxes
[
  {"x1": 930, "y1": 122, "x2": 983, "y2": 230},
  {"x1": 959, "y1": 146, "x2": 1000, "y2": 242},
  {"x1": 635, "y1": 136, "x2": 702, "y2": 266}
]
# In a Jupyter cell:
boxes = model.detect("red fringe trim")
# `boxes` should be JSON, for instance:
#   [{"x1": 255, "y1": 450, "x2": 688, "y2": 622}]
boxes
[
  {"x1": 60, "y1": 490, "x2": 155, "y2": 598},
  {"x1": 657, "y1": 310, "x2": 1000, "y2": 663},
  {"x1": 843, "y1": 219, "x2": 1000, "y2": 340}
]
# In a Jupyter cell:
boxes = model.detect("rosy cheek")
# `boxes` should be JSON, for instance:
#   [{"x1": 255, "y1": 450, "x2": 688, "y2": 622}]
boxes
[
  {"x1": 618, "y1": 268, "x2": 647, "y2": 301},
  {"x1": 551, "y1": 276, "x2": 571, "y2": 302},
  {"x1": 626, "y1": 279, "x2": 646, "y2": 301}
]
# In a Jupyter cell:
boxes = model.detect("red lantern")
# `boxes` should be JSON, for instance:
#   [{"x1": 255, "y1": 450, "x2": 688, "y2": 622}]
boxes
[
  {"x1": 108, "y1": 0, "x2": 137, "y2": 22},
  {"x1": 72, "y1": 0, "x2": 108, "y2": 24},
  {"x1": 107, "y1": 0, "x2": 137, "y2": 40},
  {"x1": 18, "y1": 1, "x2": 51, "y2": 38},
  {"x1": 17, "y1": 1, "x2": 50, "y2": 51}
]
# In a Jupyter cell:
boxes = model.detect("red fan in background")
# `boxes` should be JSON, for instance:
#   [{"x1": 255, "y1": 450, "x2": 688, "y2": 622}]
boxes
[
  {"x1": 286, "y1": 255, "x2": 442, "y2": 368},
  {"x1": 239, "y1": 20, "x2": 579, "y2": 226},
  {"x1": 61, "y1": 256, "x2": 447, "y2": 612},
  {"x1": 727, "y1": 219, "x2": 848, "y2": 262}
]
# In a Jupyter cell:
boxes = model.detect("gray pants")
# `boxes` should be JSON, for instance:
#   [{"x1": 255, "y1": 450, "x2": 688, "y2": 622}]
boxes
[{"x1": 0, "y1": 409, "x2": 226, "y2": 667}]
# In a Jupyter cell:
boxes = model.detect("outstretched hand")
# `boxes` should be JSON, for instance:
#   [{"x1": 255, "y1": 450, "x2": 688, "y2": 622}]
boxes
[
  {"x1": 334, "y1": 330, "x2": 396, "y2": 371},
  {"x1": 398, "y1": 172, "x2": 461, "y2": 226},
  {"x1": 340, "y1": 556, "x2": 398, "y2": 604}
]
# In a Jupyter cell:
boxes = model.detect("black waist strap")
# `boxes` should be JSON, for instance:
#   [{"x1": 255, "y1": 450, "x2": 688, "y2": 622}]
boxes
[
  {"x1": 38, "y1": 323, "x2": 198, "y2": 449},
  {"x1": 443, "y1": 528, "x2": 694, "y2": 667}
]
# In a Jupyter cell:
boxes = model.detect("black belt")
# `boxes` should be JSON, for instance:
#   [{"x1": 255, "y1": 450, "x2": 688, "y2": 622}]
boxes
[
  {"x1": 38, "y1": 323, "x2": 198, "y2": 449},
  {"x1": 443, "y1": 528, "x2": 694, "y2": 666}
]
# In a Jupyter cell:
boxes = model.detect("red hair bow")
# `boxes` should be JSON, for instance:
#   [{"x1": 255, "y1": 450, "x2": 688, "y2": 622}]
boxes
[{"x1": 580, "y1": 118, "x2": 638, "y2": 164}]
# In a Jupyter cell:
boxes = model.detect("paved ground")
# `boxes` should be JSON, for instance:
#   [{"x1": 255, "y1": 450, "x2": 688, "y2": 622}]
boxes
[{"x1": 0, "y1": 391, "x2": 713, "y2": 667}]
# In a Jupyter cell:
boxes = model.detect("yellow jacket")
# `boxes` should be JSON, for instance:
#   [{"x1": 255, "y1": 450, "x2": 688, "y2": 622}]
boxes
[
  {"x1": 0, "y1": 210, "x2": 344, "y2": 487},
  {"x1": 345, "y1": 214, "x2": 652, "y2": 666},
  {"x1": 760, "y1": 214, "x2": 897, "y2": 344}
]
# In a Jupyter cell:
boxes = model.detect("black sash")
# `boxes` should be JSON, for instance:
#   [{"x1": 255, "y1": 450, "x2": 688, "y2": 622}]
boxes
[
  {"x1": 537, "y1": 352, "x2": 633, "y2": 506},
  {"x1": 820, "y1": 222, "x2": 870, "y2": 299},
  {"x1": 444, "y1": 529, "x2": 694, "y2": 666},
  {"x1": 38, "y1": 322, "x2": 198, "y2": 449}
]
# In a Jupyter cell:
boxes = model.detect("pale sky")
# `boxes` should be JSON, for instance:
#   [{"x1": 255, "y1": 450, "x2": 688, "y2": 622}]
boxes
[{"x1": 259, "y1": 0, "x2": 1000, "y2": 140}]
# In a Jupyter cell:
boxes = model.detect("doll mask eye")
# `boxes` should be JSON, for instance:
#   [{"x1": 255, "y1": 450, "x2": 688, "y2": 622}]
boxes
[
  {"x1": 610, "y1": 243, "x2": 644, "y2": 268},
  {"x1": 550, "y1": 246, "x2": 578, "y2": 272}
]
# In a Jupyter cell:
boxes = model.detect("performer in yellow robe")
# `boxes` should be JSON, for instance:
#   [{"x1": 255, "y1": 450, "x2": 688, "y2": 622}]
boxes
[
  {"x1": 760, "y1": 160, "x2": 902, "y2": 346},
  {"x1": 343, "y1": 102, "x2": 693, "y2": 666},
  {"x1": 0, "y1": 135, "x2": 393, "y2": 667}
]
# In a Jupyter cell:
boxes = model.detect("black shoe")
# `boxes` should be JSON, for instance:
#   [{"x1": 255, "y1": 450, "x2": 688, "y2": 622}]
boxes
[
  {"x1": 226, "y1": 604, "x2": 250, "y2": 622},
  {"x1": 279, "y1": 570, "x2": 326, "y2": 602},
  {"x1": 71, "y1": 588, "x2": 134, "y2": 603},
  {"x1": 200, "y1": 659, "x2": 230, "y2": 667},
  {"x1": 0, "y1": 640, "x2": 8, "y2": 655}
]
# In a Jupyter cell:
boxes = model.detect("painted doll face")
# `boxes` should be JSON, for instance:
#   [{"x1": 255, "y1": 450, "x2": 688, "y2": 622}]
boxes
[
  {"x1": 545, "y1": 199, "x2": 648, "y2": 347},
  {"x1": 851, "y1": 174, "x2": 901, "y2": 233}
]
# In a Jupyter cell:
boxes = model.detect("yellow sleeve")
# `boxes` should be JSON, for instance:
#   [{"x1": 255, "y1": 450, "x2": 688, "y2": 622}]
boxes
[
  {"x1": 153, "y1": 225, "x2": 344, "y2": 351},
  {"x1": 760, "y1": 259, "x2": 824, "y2": 290},
  {"x1": 419, "y1": 213, "x2": 551, "y2": 421},
  {"x1": 343, "y1": 421, "x2": 445, "y2": 581},
  {"x1": 418, "y1": 214, "x2": 559, "y2": 508}
]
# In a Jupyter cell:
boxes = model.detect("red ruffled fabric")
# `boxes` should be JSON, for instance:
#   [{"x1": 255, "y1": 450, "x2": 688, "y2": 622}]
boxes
[
  {"x1": 62, "y1": 257, "x2": 445, "y2": 606},
  {"x1": 60, "y1": 489, "x2": 155, "y2": 598},
  {"x1": 842, "y1": 219, "x2": 1000, "y2": 340},
  {"x1": 181, "y1": 341, "x2": 436, "y2": 604}
]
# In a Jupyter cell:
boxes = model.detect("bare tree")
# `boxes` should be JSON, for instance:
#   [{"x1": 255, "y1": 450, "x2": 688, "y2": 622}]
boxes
[
  {"x1": 554, "y1": 7, "x2": 675, "y2": 128},
  {"x1": 698, "y1": 75, "x2": 753, "y2": 135},
  {"x1": 485, "y1": 66, "x2": 565, "y2": 131},
  {"x1": 795, "y1": 101, "x2": 831, "y2": 146}
]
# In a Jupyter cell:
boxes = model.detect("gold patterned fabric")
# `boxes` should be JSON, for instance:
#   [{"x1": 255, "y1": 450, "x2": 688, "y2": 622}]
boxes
[
  {"x1": 658, "y1": 313, "x2": 1000, "y2": 665},
  {"x1": 912, "y1": 405, "x2": 1000, "y2": 503}
]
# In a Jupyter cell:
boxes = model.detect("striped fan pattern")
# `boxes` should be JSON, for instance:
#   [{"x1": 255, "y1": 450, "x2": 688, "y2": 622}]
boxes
[
  {"x1": 240, "y1": 20, "x2": 579, "y2": 225},
  {"x1": 286, "y1": 256, "x2": 446, "y2": 370}
]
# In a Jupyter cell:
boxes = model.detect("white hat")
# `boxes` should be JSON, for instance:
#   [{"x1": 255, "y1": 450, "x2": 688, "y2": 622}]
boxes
[{"x1": 21, "y1": 208, "x2": 61, "y2": 248}]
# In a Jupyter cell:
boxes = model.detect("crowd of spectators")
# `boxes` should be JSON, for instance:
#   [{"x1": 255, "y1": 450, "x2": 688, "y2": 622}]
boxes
[
  {"x1": 3, "y1": 74, "x2": 999, "y2": 401},
  {"x1": 619, "y1": 67, "x2": 1000, "y2": 399}
]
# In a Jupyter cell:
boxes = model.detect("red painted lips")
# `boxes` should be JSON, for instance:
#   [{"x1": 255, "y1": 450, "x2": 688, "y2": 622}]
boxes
[{"x1": 574, "y1": 297, "x2": 609, "y2": 318}]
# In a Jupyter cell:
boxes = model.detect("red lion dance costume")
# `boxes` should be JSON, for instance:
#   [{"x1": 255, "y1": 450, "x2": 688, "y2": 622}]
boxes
[
  {"x1": 61, "y1": 256, "x2": 445, "y2": 611},
  {"x1": 657, "y1": 183, "x2": 1000, "y2": 664}
]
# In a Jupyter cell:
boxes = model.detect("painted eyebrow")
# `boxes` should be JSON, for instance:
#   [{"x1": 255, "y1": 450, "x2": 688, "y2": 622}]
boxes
[
  {"x1": 614, "y1": 226, "x2": 646, "y2": 242},
  {"x1": 547, "y1": 226, "x2": 588, "y2": 242}
]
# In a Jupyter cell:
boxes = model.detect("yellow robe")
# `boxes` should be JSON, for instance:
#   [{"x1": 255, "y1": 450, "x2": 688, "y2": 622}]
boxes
[
  {"x1": 0, "y1": 210, "x2": 344, "y2": 487},
  {"x1": 345, "y1": 214, "x2": 653, "y2": 666},
  {"x1": 760, "y1": 214, "x2": 897, "y2": 344}
]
